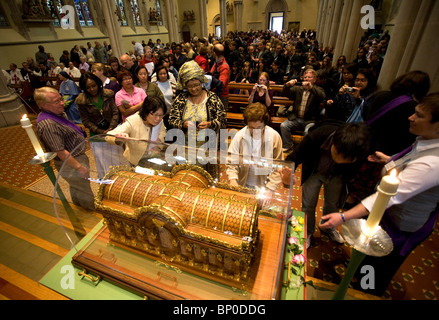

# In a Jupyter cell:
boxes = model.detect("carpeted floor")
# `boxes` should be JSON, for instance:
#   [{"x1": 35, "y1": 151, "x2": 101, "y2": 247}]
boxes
[{"x1": 0, "y1": 120, "x2": 438, "y2": 300}]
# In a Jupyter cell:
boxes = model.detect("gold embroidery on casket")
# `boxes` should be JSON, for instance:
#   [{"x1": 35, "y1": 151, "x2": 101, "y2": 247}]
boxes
[{"x1": 95, "y1": 164, "x2": 261, "y2": 285}]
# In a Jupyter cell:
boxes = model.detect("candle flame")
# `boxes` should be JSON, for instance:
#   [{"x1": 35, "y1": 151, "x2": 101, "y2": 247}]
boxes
[
  {"x1": 21, "y1": 114, "x2": 28, "y2": 120},
  {"x1": 390, "y1": 169, "x2": 397, "y2": 177}
]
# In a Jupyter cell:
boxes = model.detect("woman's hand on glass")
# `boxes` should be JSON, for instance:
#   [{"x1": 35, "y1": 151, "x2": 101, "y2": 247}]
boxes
[
  {"x1": 278, "y1": 167, "x2": 297, "y2": 186},
  {"x1": 229, "y1": 179, "x2": 239, "y2": 187}
]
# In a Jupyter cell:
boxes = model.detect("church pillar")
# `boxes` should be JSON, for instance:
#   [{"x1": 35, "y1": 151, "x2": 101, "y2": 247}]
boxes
[
  {"x1": 234, "y1": 0, "x2": 243, "y2": 33},
  {"x1": 219, "y1": 0, "x2": 227, "y2": 39},
  {"x1": 0, "y1": 73, "x2": 28, "y2": 127},
  {"x1": 342, "y1": 0, "x2": 367, "y2": 62},
  {"x1": 101, "y1": 0, "x2": 125, "y2": 58},
  {"x1": 333, "y1": 0, "x2": 353, "y2": 61},
  {"x1": 322, "y1": 0, "x2": 335, "y2": 48},
  {"x1": 316, "y1": 0, "x2": 325, "y2": 41},
  {"x1": 163, "y1": 0, "x2": 179, "y2": 44},
  {"x1": 199, "y1": 0, "x2": 209, "y2": 39},
  {"x1": 378, "y1": 0, "x2": 439, "y2": 92},
  {"x1": 317, "y1": 0, "x2": 329, "y2": 44},
  {"x1": 328, "y1": 0, "x2": 344, "y2": 49}
]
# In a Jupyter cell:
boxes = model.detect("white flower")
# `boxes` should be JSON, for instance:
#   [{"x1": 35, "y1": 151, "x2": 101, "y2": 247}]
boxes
[{"x1": 289, "y1": 216, "x2": 298, "y2": 227}]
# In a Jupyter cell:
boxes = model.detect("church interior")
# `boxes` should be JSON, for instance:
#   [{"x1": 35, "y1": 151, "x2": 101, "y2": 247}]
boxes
[{"x1": 0, "y1": 0, "x2": 438, "y2": 302}]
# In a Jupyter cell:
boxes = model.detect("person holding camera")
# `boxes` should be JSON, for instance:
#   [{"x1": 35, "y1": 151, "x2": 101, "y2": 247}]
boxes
[
  {"x1": 248, "y1": 72, "x2": 274, "y2": 115},
  {"x1": 280, "y1": 68, "x2": 326, "y2": 153},
  {"x1": 76, "y1": 72, "x2": 121, "y2": 179},
  {"x1": 325, "y1": 68, "x2": 376, "y2": 123}
]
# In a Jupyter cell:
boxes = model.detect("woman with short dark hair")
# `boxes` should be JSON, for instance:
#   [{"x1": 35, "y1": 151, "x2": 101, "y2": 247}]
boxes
[
  {"x1": 106, "y1": 95, "x2": 167, "y2": 166},
  {"x1": 115, "y1": 70, "x2": 147, "y2": 122}
]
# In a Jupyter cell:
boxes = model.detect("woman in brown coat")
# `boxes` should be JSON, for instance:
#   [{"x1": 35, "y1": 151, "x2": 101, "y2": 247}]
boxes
[{"x1": 76, "y1": 72, "x2": 125, "y2": 178}]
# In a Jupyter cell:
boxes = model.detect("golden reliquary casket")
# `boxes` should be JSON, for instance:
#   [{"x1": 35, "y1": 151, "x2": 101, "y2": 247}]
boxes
[{"x1": 94, "y1": 164, "x2": 261, "y2": 286}]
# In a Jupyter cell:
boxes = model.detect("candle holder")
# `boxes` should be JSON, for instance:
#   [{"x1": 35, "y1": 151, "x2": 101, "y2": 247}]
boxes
[
  {"x1": 28, "y1": 152, "x2": 57, "y2": 165},
  {"x1": 342, "y1": 219, "x2": 393, "y2": 257},
  {"x1": 332, "y1": 219, "x2": 393, "y2": 300}
]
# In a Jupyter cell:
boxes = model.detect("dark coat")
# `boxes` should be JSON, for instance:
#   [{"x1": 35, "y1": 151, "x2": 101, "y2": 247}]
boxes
[{"x1": 76, "y1": 89, "x2": 119, "y2": 134}]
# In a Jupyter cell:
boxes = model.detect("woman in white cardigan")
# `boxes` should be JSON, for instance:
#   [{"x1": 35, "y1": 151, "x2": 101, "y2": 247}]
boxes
[
  {"x1": 106, "y1": 96, "x2": 167, "y2": 166},
  {"x1": 227, "y1": 103, "x2": 284, "y2": 204}
]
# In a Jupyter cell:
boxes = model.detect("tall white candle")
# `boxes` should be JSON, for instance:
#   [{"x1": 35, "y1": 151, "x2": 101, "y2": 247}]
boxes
[
  {"x1": 363, "y1": 169, "x2": 400, "y2": 237},
  {"x1": 20, "y1": 114, "x2": 45, "y2": 158}
]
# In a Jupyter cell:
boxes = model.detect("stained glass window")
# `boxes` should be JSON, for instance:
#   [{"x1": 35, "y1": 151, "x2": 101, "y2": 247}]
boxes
[
  {"x1": 130, "y1": 0, "x2": 141, "y2": 26},
  {"x1": 73, "y1": 0, "x2": 93, "y2": 26},
  {"x1": 48, "y1": 0, "x2": 93, "y2": 27},
  {"x1": 115, "y1": 0, "x2": 128, "y2": 26},
  {"x1": 47, "y1": 0, "x2": 63, "y2": 27},
  {"x1": 156, "y1": 0, "x2": 162, "y2": 24}
]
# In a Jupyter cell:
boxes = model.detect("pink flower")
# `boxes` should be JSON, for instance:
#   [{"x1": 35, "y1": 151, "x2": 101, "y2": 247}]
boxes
[
  {"x1": 291, "y1": 254, "x2": 306, "y2": 265},
  {"x1": 288, "y1": 236, "x2": 298, "y2": 245}
]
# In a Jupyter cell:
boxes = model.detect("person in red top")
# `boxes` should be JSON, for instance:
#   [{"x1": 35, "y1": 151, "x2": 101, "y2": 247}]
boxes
[
  {"x1": 195, "y1": 46, "x2": 209, "y2": 73},
  {"x1": 211, "y1": 43, "x2": 230, "y2": 109},
  {"x1": 139, "y1": 46, "x2": 157, "y2": 68}
]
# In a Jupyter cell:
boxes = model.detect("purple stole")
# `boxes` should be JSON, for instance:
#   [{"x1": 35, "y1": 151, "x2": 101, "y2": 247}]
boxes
[
  {"x1": 381, "y1": 143, "x2": 439, "y2": 256},
  {"x1": 365, "y1": 94, "x2": 413, "y2": 125},
  {"x1": 37, "y1": 111, "x2": 86, "y2": 137},
  {"x1": 389, "y1": 144, "x2": 413, "y2": 162}
]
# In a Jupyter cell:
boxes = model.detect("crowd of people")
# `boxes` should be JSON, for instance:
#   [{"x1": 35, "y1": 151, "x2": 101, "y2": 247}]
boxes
[{"x1": 9, "y1": 28, "x2": 438, "y2": 298}]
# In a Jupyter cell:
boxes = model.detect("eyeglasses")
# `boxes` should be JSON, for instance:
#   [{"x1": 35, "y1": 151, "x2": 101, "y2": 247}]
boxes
[
  {"x1": 48, "y1": 97, "x2": 64, "y2": 104},
  {"x1": 187, "y1": 83, "x2": 201, "y2": 89},
  {"x1": 355, "y1": 78, "x2": 367, "y2": 82},
  {"x1": 149, "y1": 112, "x2": 164, "y2": 118}
]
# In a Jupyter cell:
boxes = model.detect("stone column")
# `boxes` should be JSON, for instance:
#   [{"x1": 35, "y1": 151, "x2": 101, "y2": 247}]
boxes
[
  {"x1": 333, "y1": 0, "x2": 353, "y2": 61},
  {"x1": 342, "y1": 0, "x2": 367, "y2": 62},
  {"x1": 234, "y1": 0, "x2": 243, "y2": 33},
  {"x1": 378, "y1": 0, "x2": 439, "y2": 92},
  {"x1": 328, "y1": 0, "x2": 344, "y2": 49},
  {"x1": 317, "y1": 0, "x2": 329, "y2": 44},
  {"x1": 219, "y1": 0, "x2": 227, "y2": 39},
  {"x1": 0, "y1": 73, "x2": 28, "y2": 127},
  {"x1": 322, "y1": 0, "x2": 335, "y2": 48},
  {"x1": 316, "y1": 0, "x2": 325, "y2": 41},
  {"x1": 409, "y1": 1, "x2": 439, "y2": 92},
  {"x1": 199, "y1": 0, "x2": 209, "y2": 39},
  {"x1": 163, "y1": 0, "x2": 179, "y2": 44},
  {"x1": 101, "y1": 0, "x2": 124, "y2": 58}
]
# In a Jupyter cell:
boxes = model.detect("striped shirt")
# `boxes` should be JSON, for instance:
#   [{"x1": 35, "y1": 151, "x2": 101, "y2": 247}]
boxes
[
  {"x1": 36, "y1": 114, "x2": 87, "y2": 159},
  {"x1": 298, "y1": 90, "x2": 310, "y2": 118}
]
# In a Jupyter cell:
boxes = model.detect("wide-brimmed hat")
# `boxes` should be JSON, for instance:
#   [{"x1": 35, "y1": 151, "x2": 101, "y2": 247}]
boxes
[{"x1": 176, "y1": 60, "x2": 208, "y2": 90}]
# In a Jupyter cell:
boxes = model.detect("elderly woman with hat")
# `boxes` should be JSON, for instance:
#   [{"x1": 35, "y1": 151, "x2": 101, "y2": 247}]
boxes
[
  {"x1": 58, "y1": 70, "x2": 82, "y2": 124},
  {"x1": 168, "y1": 60, "x2": 226, "y2": 148}
]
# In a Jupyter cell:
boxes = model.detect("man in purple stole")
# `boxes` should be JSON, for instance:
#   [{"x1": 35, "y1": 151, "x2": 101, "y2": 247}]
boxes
[
  {"x1": 320, "y1": 92, "x2": 439, "y2": 296},
  {"x1": 34, "y1": 87, "x2": 95, "y2": 211}
]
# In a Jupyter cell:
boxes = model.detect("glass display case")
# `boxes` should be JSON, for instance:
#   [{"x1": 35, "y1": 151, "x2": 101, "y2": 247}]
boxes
[{"x1": 49, "y1": 133, "x2": 299, "y2": 300}]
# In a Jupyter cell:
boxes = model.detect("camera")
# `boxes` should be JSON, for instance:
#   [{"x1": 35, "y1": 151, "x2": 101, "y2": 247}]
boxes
[
  {"x1": 345, "y1": 87, "x2": 356, "y2": 93},
  {"x1": 295, "y1": 81, "x2": 303, "y2": 86},
  {"x1": 256, "y1": 84, "x2": 263, "y2": 88}
]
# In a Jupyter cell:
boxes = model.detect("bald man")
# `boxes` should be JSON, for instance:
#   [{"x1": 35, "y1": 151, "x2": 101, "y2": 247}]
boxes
[
  {"x1": 120, "y1": 54, "x2": 138, "y2": 84},
  {"x1": 211, "y1": 43, "x2": 230, "y2": 109}
]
